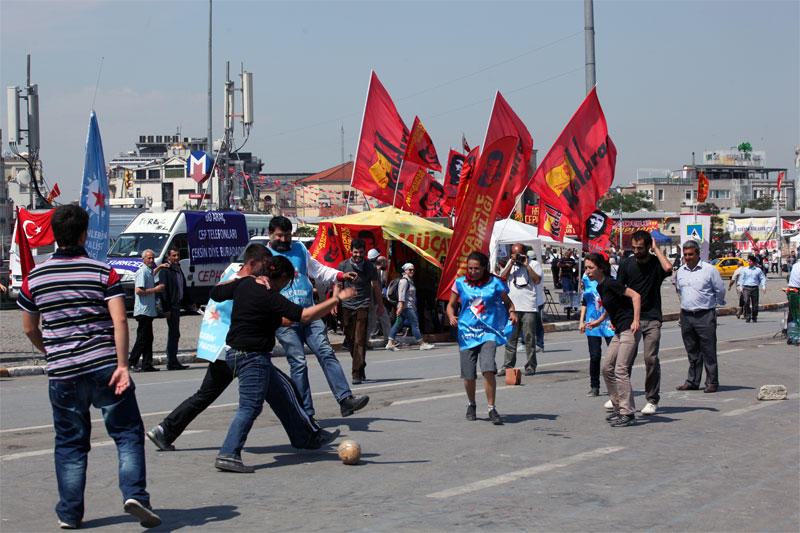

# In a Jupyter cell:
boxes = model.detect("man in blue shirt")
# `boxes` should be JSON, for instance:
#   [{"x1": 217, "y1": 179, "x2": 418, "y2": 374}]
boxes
[
  {"x1": 738, "y1": 254, "x2": 767, "y2": 323},
  {"x1": 129, "y1": 249, "x2": 164, "y2": 372},
  {"x1": 675, "y1": 240, "x2": 726, "y2": 393}
]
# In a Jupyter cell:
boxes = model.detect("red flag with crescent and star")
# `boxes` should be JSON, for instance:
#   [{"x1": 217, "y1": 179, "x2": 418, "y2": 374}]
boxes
[
  {"x1": 697, "y1": 170, "x2": 709, "y2": 204},
  {"x1": 403, "y1": 116, "x2": 442, "y2": 172},
  {"x1": 14, "y1": 207, "x2": 55, "y2": 248},
  {"x1": 15, "y1": 207, "x2": 37, "y2": 281}
]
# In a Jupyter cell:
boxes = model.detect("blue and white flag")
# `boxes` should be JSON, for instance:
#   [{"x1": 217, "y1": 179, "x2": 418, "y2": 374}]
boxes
[
  {"x1": 79, "y1": 111, "x2": 110, "y2": 261},
  {"x1": 196, "y1": 265, "x2": 239, "y2": 362}
]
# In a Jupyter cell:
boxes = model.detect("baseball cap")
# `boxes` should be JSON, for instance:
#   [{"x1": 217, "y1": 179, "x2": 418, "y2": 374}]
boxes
[{"x1": 367, "y1": 249, "x2": 380, "y2": 261}]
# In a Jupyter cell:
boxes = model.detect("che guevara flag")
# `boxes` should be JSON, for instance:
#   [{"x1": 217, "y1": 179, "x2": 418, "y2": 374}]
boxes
[
  {"x1": 697, "y1": 170, "x2": 709, "y2": 204},
  {"x1": 404, "y1": 116, "x2": 442, "y2": 172},
  {"x1": 442, "y1": 149, "x2": 466, "y2": 216},
  {"x1": 308, "y1": 222, "x2": 346, "y2": 268},
  {"x1": 454, "y1": 145, "x2": 481, "y2": 219},
  {"x1": 351, "y1": 71, "x2": 410, "y2": 206},
  {"x1": 437, "y1": 136, "x2": 519, "y2": 300},
  {"x1": 483, "y1": 92, "x2": 534, "y2": 218},
  {"x1": 582, "y1": 209, "x2": 613, "y2": 253},
  {"x1": 531, "y1": 87, "x2": 616, "y2": 242},
  {"x1": 15, "y1": 207, "x2": 55, "y2": 248}
]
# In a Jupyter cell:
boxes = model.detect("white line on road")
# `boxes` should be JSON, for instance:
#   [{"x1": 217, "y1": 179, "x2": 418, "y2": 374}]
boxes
[
  {"x1": 722, "y1": 394, "x2": 799, "y2": 417},
  {"x1": 426, "y1": 446, "x2": 626, "y2": 498},
  {"x1": 718, "y1": 349, "x2": 743, "y2": 354}
]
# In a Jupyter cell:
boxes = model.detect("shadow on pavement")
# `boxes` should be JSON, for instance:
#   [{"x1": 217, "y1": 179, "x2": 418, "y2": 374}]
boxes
[
  {"x1": 333, "y1": 416, "x2": 419, "y2": 432},
  {"x1": 497, "y1": 412, "x2": 559, "y2": 424},
  {"x1": 655, "y1": 406, "x2": 719, "y2": 414},
  {"x1": 81, "y1": 505, "x2": 240, "y2": 531}
]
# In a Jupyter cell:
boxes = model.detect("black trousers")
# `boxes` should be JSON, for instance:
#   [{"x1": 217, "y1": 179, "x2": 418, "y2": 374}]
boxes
[
  {"x1": 129, "y1": 315, "x2": 154, "y2": 369},
  {"x1": 160, "y1": 359, "x2": 316, "y2": 448},
  {"x1": 742, "y1": 286, "x2": 760, "y2": 320},
  {"x1": 680, "y1": 309, "x2": 719, "y2": 387},
  {"x1": 165, "y1": 307, "x2": 181, "y2": 367}
]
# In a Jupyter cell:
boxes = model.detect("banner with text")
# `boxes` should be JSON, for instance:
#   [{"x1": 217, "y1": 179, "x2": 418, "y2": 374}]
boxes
[{"x1": 184, "y1": 211, "x2": 249, "y2": 265}]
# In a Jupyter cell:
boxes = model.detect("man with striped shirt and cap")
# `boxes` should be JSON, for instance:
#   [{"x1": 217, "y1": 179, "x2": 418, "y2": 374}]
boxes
[{"x1": 18, "y1": 205, "x2": 161, "y2": 529}]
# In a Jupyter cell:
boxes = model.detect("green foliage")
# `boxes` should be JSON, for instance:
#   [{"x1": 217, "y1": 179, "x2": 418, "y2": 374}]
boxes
[
  {"x1": 599, "y1": 190, "x2": 655, "y2": 213},
  {"x1": 296, "y1": 225, "x2": 317, "y2": 238},
  {"x1": 697, "y1": 203, "x2": 720, "y2": 215},
  {"x1": 742, "y1": 197, "x2": 774, "y2": 211},
  {"x1": 737, "y1": 142, "x2": 752, "y2": 152}
]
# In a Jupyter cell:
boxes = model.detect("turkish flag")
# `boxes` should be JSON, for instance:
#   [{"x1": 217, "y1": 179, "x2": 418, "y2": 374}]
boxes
[
  {"x1": 351, "y1": 72, "x2": 410, "y2": 206},
  {"x1": 531, "y1": 87, "x2": 616, "y2": 242},
  {"x1": 15, "y1": 207, "x2": 55, "y2": 248},
  {"x1": 404, "y1": 116, "x2": 442, "y2": 172},
  {"x1": 483, "y1": 92, "x2": 534, "y2": 218},
  {"x1": 454, "y1": 145, "x2": 481, "y2": 219},
  {"x1": 697, "y1": 170, "x2": 709, "y2": 204},
  {"x1": 437, "y1": 136, "x2": 519, "y2": 300},
  {"x1": 15, "y1": 208, "x2": 36, "y2": 280},
  {"x1": 442, "y1": 150, "x2": 466, "y2": 216}
]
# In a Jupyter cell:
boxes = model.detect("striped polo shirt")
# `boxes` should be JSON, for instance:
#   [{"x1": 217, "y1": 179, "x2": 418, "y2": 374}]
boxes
[{"x1": 17, "y1": 248, "x2": 124, "y2": 380}]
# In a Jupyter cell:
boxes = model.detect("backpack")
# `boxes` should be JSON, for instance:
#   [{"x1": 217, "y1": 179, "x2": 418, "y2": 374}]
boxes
[{"x1": 386, "y1": 277, "x2": 403, "y2": 303}]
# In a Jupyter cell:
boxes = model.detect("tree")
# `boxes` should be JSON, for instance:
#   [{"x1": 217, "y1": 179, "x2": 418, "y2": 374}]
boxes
[
  {"x1": 599, "y1": 190, "x2": 655, "y2": 212},
  {"x1": 742, "y1": 197, "x2": 774, "y2": 211},
  {"x1": 296, "y1": 225, "x2": 317, "y2": 238},
  {"x1": 697, "y1": 203, "x2": 720, "y2": 215}
]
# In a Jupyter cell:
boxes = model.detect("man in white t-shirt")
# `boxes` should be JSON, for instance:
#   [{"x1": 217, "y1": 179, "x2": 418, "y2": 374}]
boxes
[
  {"x1": 728, "y1": 263, "x2": 747, "y2": 319},
  {"x1": 498, "y1": 243, "x2": 543, "y2": 376}
]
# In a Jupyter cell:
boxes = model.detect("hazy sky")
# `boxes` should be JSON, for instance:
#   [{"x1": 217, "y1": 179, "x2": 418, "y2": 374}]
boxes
[{"x1": 2, "y1": 0, "x2": 798, "y2": 202}]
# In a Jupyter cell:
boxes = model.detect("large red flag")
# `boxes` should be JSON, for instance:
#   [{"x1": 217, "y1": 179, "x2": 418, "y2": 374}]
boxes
[
  {"x1": 15, "y1": 208, "x2": 36, "y2": 281},
  {"x1": 404, "y1": 116, "x2": 442, "y2": 172},
  {"x1": 454, "y1": 145, "x2": 480, "y2": 219},
  {"x1": 437, "y1": 136, "x2": 519, "y2": 300},
  {"x1": 697, "y1": 170, "x2": 709, "y2": 204},
  {"x1": 392, "y1": 162, "x2": 435, "y2": 212},
  {"x1": 442, "y1": 149, "x2": 466, "y2": 216},
  {"x1": 483, "y1": 92, "x2": 534, "y2": 218},
  {"x1": 308, "y1": 222, "x2": 346, "y2": 268},
  {"x1": 15, "y1": 207, "x2": 55, "y2": 248},
  {"x1": 351, "y1": 72, "x2": 410, "y2": 205},
  {"x1": 531, "y1": 87, "x2": 616, "y2": 241}
]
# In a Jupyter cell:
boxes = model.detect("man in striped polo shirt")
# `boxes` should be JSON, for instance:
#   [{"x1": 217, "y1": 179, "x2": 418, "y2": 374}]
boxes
[{"x1": 18, "y1": 205, "x2": 161, "y2": 529}]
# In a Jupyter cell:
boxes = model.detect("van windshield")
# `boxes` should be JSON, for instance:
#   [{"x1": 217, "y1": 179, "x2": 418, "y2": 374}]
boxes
[{"x1": 108, "y1": 233, "x2": 169, "y2": 258}]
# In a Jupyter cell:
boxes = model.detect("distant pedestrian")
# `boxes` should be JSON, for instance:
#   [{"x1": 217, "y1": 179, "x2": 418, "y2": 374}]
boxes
[
  {"x1": 579, "y1": 274, "x2": 614, "y2": 397},
  {"x1": 446, "y1": 251, "x2": 516, "y2": 425},
  {"x1": 129, "y1": 249, "x2": 164, "y2": 372},
  {"x1": 366, "y1": 250, "x2": 392, "y2": 344},
  {"x1": 157, "y1": 246, "x2": 193, "y2": 370},
  {"x1": 738, "y1": 254, "x2": 766, "y2": 323},
  {"x1": 498, "y1": 243, "x2": 541, "y2": 377},
  {"x1": 18, "y1": 205, "x2": 161, "y2": 528},
  {"x1": 728, "y1": 262, "x2": 747, "y2": 319},
  {"x1": 675, "y1": 240, "x2": 726, "y2": 393},
  {"x1": 386, "y1": 263, "x2": 435, "y2": 352}
]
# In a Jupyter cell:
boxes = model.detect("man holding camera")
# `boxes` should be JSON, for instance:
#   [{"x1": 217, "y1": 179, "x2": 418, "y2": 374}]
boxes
[{"x1": 498, "y1": 243, "x2": 542, "y2": 376}]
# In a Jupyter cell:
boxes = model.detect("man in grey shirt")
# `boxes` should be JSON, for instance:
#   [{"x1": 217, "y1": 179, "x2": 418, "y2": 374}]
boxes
[{"x1": 129, "y1": 249, "x2": 164, "y2": 372}]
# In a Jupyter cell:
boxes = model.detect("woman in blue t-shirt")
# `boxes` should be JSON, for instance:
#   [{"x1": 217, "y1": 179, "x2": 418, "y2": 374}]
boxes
[
  {"x1": 579, "y1": 275, "x2": 615, "y2": 398},
  {"x1": 446, "y1": 251, "x2": 517, "y2": 425}
]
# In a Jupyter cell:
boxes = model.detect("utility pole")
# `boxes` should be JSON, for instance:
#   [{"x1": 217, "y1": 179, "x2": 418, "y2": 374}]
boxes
[
  {"x1": 584, "y1": 0, "x2": 596, "y2": 95},
  {"x1": 206, "y1": 0, "x2": 212, "y2": 198}
]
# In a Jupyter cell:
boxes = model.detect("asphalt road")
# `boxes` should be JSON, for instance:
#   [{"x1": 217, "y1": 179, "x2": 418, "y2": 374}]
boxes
[{"x1": 1, "y1": 310, "x2": 798, "y2": 532}]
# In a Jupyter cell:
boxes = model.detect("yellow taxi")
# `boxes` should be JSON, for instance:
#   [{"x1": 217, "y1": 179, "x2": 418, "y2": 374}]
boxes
[{"x1": 711, "y1": 256, "x2": 748, "y2": 278}]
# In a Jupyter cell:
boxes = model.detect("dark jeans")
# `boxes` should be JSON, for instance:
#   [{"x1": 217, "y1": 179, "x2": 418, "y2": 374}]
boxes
[
  {"x1": 165, "y1": 307, "x2": 181, "y2": 367},
  {"x1": 742, "y1": 286, "x2": 760, "y2": 320},
  {"x1": 129, "y1": 315, "x2": 154, "y2": 369},
  {"x1": 219, "y1": 351, "x2": 272, "y2": 459},
  {"x1": 587, "y1": 335, "x2": 612, "y2": 389},
  {"x1": 680, "y1": 309, "x2": 719, "y2": 387},
  {"x1": 341, "y1": 306, "x2": 370, "y2": 379},
  {"x1": 535, "y1": 304, "x2": 544, "y2": 348},
  {"x1": 49, "y1": 366, "x2": 149, "y2": 525},
  {"x1": 161, "y1": 360, "x2": 315, "y2": 448}
]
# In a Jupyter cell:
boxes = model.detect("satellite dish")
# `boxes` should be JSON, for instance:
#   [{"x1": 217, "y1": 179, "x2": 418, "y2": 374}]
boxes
[{"x1": 16, "y1": 169, "x2": 31, "y2": 185}]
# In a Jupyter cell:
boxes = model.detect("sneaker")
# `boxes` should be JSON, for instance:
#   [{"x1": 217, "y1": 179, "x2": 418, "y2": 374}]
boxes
[
  {"x1": 603, "y1": 399, "x2": 614, "y2": 410},
  {"x1": 214, "y1": 456, "x2": 255, "y2": 473},
  {"x1": 605, "y1": 410, "x2": 621, "y2": 422},
  {"x1": 465, "y1": 404, "x2": 477, "y2": 421},
  {"x1": 305, "y1": 428, "x2": 341, "y2": 449},
  {"x1": 488, "y1": 408, "x2": 504, "y2": 425},
  {"x1": 340, "y1": 395, "x2": 369, "y2": 417},
  {"x1": 141, "y1": 366, "x2": 160, "y2": 372},
  {"x1": 167, "y1": 363, "x2": 190, "y2": 370},
  {"x1": 351, "y1": 376, "x2": 362, "y2": 385},
  {"x1": 419, "y1": 343, "x2": 434, "y2": 350},
  {"x1": 610, "y1": 414, "x2": 636, "y2": 427},
  {"x1": 57, "y1": 519, "x2": 79, "y2": 529},
  {"x1": 385, "y1": 342, "x2": 399, "y2": 352},
  {"x1": 537, "y1": 344, "x2": 545, "y2": 352},
  {"x1": 524, "y1": 366, "x2": 536, "y2": 376},
  {"x1": 641, "y1": 402, "x2": 658, "y2": 415},
  {"x1": 586, "y1": 387, "x2": 600, "y2": 397},
  {"x1": 146, "y1": 425, "x2": 175, "y2": 452},
  {"x1": 496, "y1": 368, "x2": 507, "y2": 377},
  {"x1": 123, "y1": 498, "x2": 162, "y2": 528}
]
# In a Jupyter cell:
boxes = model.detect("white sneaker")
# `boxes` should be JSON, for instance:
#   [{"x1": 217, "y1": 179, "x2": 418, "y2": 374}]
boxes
[
  {"x1": 603, "y1": 399, "x2": 614, "y2": 410},
  {"x1": 641, "y1": 402, "x2": 658, "y2": 415},
  {"x1": 419, "y1": 343, "x2": 434, "y2": 351},
  {"x1": 385, "y1": 342, "x2": 399, "y2": 352}
]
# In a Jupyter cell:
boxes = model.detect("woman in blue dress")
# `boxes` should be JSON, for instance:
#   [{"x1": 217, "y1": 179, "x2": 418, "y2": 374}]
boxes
[
  {"x1": 446, "y1": 251, "x2": 517, "y2": 425},
  {"x1": 579, "y1": 273, "x2": 615, "y2": 397}
]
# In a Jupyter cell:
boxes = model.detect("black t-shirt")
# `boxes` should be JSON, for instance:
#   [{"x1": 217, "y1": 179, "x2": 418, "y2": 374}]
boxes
[
  {"x1": 617, "y1": 255, "x2": 671, "y2": 321},
  {"x1": 559, "y1": 257, "x2": 576, "y2": 280},
  {"x1": 337, "y1": 258, "x2": 379, "y2": 310},
  {"x1": 210, "y1": 277, "x2": 303, "y2": 353},
  {"x1": 596, "y1": 276, "x2": 634, "y2": 332}
]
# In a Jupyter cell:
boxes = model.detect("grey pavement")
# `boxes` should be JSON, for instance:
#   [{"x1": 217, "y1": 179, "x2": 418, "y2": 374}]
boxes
[{"x1": 1, "y1": 310, "x2": 798, "y2": 532}]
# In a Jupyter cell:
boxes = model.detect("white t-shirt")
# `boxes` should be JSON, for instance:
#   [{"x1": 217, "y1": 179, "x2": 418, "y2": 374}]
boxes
[{"x1": 506, "y1": 261, "x2": 543, "y2": 312}]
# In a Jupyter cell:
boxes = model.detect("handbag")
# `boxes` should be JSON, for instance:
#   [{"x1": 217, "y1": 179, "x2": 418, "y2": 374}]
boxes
[{"x1": 504, "y1": 368, "x2": 521, "y2": 386}]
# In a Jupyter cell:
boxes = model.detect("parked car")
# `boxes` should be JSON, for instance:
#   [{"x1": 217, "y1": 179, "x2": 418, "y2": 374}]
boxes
[{"x1": 711, "y1": 256, "x2": 747, "y2": 278}]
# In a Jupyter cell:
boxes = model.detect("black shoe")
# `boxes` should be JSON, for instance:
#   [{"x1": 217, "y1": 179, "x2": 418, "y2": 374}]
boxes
[
  {"x1": 752, "y1": 318, "x2": 757, "y2": 323},
  {"x1": 215, "y1": 456, "x2": 255, "y2": 473},
  {"x1": 351, "y1": 377, "x2": 362, "y2": 385},
  {"x1": 142, "y1": 366, "x2": 159, "y2": 372},
  {"x1": 496, "y1": 368, "x2": 507, "y2": 377},
  {"x1": 610, "y1": 414, "x2": 636, "y2": 427},
  {"x1": 167, "y1": 363, "x2": 190, "y2": 370},
  {"x1": 340, "y1": 395, "x2": 369, "y2": 417},
  {"x1": 308, "y1": 416, "x2": 321, "y2": 430},
  {"x1": 524, "y1": 366, "x2": 536, "y2": 376},
  {"x1": 488, "y1": 408, "x2": 503, "y2": 425},
  {"x1": 305, "y1": 428, "x2": 341, "y2": 449},
  {"x1": 146, "y1": 425, "x2": 175, "y2": 451},
  {"x1": 465, "y1": 404, "x2": 477, "y2": 421},
  {"x1": 123, "y1": 498, "x2": 162, "y2": 528},
  {"x1": 587, "y1": 387, "x2": 600, "y2": 397},
  {"x1": 605, "y1": 410, "x2": 621, "y2": 422},
  {"x1": 745, "y1": 318, "x2": 751, "y2": 323}
]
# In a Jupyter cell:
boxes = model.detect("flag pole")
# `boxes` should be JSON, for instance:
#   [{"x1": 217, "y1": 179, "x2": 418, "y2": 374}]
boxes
[
  {"x1": 776, "y1": 184, "x2": 781, "y2": 268},
  {"x1": 347, "y1": 71, "x2": 373, "y2": 215},
  {"x1": 391, "y1": 159, "x2": 406, "y2": 208}
]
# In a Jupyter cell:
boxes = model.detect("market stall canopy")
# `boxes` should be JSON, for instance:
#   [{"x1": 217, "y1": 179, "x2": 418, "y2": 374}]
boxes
[
  {"x1": 315, "y1": 207, "x2": 452, "y2": 268},
  {"x1": 490, "y1": 218, "x2": 581, "y2": 270}
]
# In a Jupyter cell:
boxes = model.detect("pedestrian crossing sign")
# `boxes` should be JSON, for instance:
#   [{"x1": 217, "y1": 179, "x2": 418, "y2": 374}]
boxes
[{"x1": 687, "y1": 224, "x2": 703, "y2": 242}]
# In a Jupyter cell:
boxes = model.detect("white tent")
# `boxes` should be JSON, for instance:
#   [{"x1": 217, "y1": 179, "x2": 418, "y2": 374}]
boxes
[{"x1": 489, "y1": 218, "x2": 581, "y2": 270}]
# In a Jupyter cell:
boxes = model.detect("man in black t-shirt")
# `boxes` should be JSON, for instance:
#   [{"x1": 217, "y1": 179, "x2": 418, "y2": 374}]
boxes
[{"x1": 617, "y1": 231, "x2": 673, "y2": 416}]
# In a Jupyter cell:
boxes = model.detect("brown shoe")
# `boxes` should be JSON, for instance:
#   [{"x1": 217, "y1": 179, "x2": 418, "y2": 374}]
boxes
[
  {"x1": 703, "y1": 385, "x2": 718, "y2": 393},
  {"x1": 676, "y1": 384, "x2": 699, "y2": 391}
]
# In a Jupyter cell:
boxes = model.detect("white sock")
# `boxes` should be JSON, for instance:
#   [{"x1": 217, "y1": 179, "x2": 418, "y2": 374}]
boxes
[{"x1": 488, "y1": 404, "x2": 495, "y2": 412}]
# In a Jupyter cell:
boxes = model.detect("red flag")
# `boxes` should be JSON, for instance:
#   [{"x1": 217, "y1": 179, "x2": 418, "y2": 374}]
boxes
[
  {"x1": 46, "y1": 183, "x2": 61, "y2": 203},
  {"x1": 697, "y1": 170, "x2": 709, "y2": 204},
  {"x1": 454, "y1": 145, "x2": 480, "y2": 219},
  {"x1": 442, "y1": 150, "x2": 466, "y2": 216},
  {"x1": 531, "y1": 87, "x2": 616, "y2": 241},
  {"x1": 15, "y1": 207, "x2": 55, "y2": 248},
  {"x1": 777, "y1": 171, "x2": 785, "y2": 194},
  {"x1": 404, "y1": 116, "x2": 442, "y2": 172},
  {"x1": 744, "y1": 230, "x2": 757, "y2": 250},
  {"x1": 392, "y1": 162, "x2": 435, "y2": 213},
  {"x1": 351, "y1": 72, "x2": 410, "y2": 205},
  {"x1": 483, "y1": 92, "x2": 534, "y2": 218},
  {"x1": 437, "y1": 136, "x2": 519, "y2": 300},
  {"x1": 308, "y1": 222, "x2": 345, "y2": 268},
  {"x1": 582, "y1": 209, "x2": 613, "y2": 253},
  {"x1": 462, "y1": 133, "x2": 471, "y2": 153},
  {"x1": 15, "y1": 208, "x2": 36, "y2": 281}
]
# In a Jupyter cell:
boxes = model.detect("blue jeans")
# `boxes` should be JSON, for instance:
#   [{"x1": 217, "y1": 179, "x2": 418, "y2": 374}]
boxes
[
  {"x1": 219, "y1": 350, "x2": 271, "y2": 458},
  {"x1": 49, "y1": 366, "x2": 149, "y2": 525},
  {"x1": 275, "y1": 319, "x2": 351, "y2": 417},
  {"x1": 389, "y1": 307, "x2": 423, "y2": 342}
]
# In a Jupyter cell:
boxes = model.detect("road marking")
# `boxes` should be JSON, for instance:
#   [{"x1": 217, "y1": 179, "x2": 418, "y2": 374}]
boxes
[
  {"x1": 426, "y1": 446, "x2": 625, "y2": 499},
  {"x1": 1, "y1": 430, "x2": 205, "y2": 462},
  {"x1": 718, "y1": 349, "x2": 743, "y2": 354},
  {"x1": 723, "y1": 394, "x2": 798, "y2": 417}
]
